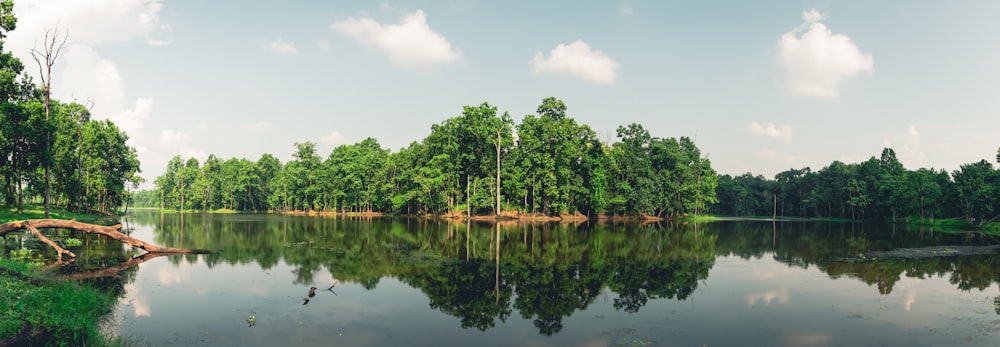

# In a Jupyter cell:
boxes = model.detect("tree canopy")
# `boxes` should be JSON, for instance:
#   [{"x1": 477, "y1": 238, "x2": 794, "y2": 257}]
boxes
[{"x1": 139, "y1": 98, "x2": 717, "y2": 218}]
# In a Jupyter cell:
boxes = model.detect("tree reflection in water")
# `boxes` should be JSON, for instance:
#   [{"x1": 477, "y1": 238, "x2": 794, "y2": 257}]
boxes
[{"x1": 26, "y1": 211, "x2": 1000, "y2": 335}]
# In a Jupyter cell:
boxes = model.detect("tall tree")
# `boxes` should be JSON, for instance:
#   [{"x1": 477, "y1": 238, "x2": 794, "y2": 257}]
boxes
[
  {"x1": 0, "y1": 0, "x2": 25, "y2": 208},
  {"x1": 952, "y1": 160, "x2": 997, "y2": 224},
  {"x1": 30, "y1": 24, "x2": 68, "y2": 218}
]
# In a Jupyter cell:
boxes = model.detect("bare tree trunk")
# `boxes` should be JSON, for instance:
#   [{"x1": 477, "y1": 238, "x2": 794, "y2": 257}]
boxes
[
  {"x1": 466, "y1": 175, "x2": 470, "y2": 220},
  {"x1": 496, "y1": 128, "x2": 501, "y2": 218},
  {"x1": 31, "y1": 25, "x2": 68, "y2": 219}
]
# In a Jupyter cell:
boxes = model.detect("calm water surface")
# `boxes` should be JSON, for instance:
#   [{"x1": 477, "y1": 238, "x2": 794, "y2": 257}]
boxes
[{"x1": 58, "y1": 212, "x2": 1000, "y2": 346}]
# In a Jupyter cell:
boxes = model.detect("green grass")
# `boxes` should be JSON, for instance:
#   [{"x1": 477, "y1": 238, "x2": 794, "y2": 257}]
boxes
[
  {"x1": 0, "y1": 204, "x2": 130, "y2": 345},
  {"x1": 211, "y1": 208, "x2": 239, "y2": 214},
  {"x1": 901, "y1": 216, "x2": 1000, "y2": 235},
  {"x1": 0, "y1": 203, "x2": 114, "y2": 225},
  {"x1": 131, "y1": 207, "x2": 240, "y2": 214},
  {"x1": 0, "y1": 258, "x2": 118, "y2": 346},
  {"x1": 680, "y1": 214, "x2": 720, "y2": 222},
  {"x1": 903, "y1": 216, "x2": 968, "y2": 229},
  {"x1": 981, "y1": 222, "x2": 1000, "y2": 235}
]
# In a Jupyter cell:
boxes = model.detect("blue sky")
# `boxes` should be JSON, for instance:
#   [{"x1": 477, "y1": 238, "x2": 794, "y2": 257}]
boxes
[{"x1": 7, "y1": 1, "x2": 999, "y2": 189}]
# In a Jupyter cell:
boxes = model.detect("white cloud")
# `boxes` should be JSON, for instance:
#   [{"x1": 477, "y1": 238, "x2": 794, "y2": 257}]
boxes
[
  {"x1": 332, "y1": 9, "x2": 462, "y2": 71},
  {"x1": 745, "y1": 288, "x2": 790, "y2": 306},
  {"x1": 262, "y1": 37, "x2": 299, "y2": 54},
  {"x1": 55, "y1": 45, "x2": 152, "y2": 137},
  {"x1": 883, "y1": 124, "x2": 925, "y2": 169},
  {"x1": 146, "y1": 24, "x2": 174, "y2": 46},
  {"x1": 158, "y1": 129, "x2": 191, "y2": 148},
  {"x1": 778, "y1": 9, "x2": 873, "y2": 98},
  {"x1": 620, "y1": 7, "x2": 635, "y2": 16},
  {"x1": 9, "y1": 0, "x2": 168, "y2": 50},
  {"x1": 248, "y1": 121, "x2": 271, "y2": 132},
  {"x1": 159, "y1": 129, "x2": 206, "y2": 160},
  {"x1": 316, "y1": 39, "x2": 331, "y2": 52},
  {"x1": 748, "y1": 121, "x2": 794, "y2": 141},
  {"x1": 907, "y1": 124, "x2": 919, "y2": 143},
  {"x1": 8, "y1": 0, "x2": 171, "y2": 190},
  {"x1": 145, "y1": 38, "x2": 174, "y2": 47},
  {"x1": 319, "y1": 131, "x2": 346, "y2": 146},
  {"x1": 801, "y1": 8, "x2": 825, "y2": 23},
  {"x1": 756, "y1": 148, "x2": 800, "y2": 163},
  {"x1": 532, "y1": 40, "x2": 619, "y2": 84}
]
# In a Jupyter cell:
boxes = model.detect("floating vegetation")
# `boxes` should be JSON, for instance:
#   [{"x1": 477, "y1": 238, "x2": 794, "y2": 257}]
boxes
[
  {"x1": 611, "y1": 337, "x2": 654, "y2": 347},
  {"x1": 63, "y1": 238, "x2": 83, "y2": 248}
]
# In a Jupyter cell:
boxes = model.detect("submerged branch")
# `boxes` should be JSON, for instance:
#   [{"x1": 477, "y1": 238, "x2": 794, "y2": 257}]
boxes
[
  {"x1": 59, "y1": 252, "x2": 178, "y2": 281},
  {"x1": 26, "y1": 224, "x2": 75, "y2": 261}
]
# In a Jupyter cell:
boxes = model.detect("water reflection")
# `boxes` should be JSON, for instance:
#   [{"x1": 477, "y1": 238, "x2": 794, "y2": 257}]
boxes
[{"x1": 14, "y1": 211, "x2": 1000, "y2": 345}]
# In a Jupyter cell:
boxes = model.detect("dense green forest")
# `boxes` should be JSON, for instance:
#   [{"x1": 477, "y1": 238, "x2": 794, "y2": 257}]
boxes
[
  {"x1": 0, "y1": 2, "x2": 142, "y2": 216},
  {"x1": 135, "y1": 98, "x2": 719, "y2": 218},
  {"x1": 134, "y1": 94, "x2": 1000, "y2": 223},
  {"x1": 711, "y1": 147, "x2": 1000, "y2": 225}
]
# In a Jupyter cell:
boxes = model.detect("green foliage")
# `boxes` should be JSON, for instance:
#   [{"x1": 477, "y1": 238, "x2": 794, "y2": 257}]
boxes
[
  {"x1": 63, "y1": 237, "x2": 82, "y2": 247},
  {"x1": 1, "y1": 100, "x2": 140, "y2": 215},
  {"x1": 0, "y1": 203, "x2": 110, "y2": 224},
  {"x1": 0, "y1": 258, "x2": 117, "y2": 346},
  {"x1": 142, "y1": 98, "x2": 718, "y2": 218},
  {"x1": 712, "y1": 147, "x2": 1000, "y2": 228}
]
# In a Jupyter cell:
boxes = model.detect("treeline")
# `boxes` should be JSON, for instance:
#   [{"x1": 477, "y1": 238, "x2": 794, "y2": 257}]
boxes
[
  {"x1": 711, "y1": 147, "x2": 1000, "y2": 224},
  {"x1": 0, "y1": 99, "x2": 142, "y2": 215},
  {"x1": 135, "y1": 98, "x2": 718, "y2": 217},
  {"x1": 0, "y1": 6, "x2": 142, "y2": 215}
]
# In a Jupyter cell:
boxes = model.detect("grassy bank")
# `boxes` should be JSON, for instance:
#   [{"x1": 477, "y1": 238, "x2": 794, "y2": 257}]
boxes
[
  {"x1": 679, "y1": 214, "x2": 720, "y2": 223},
  {"x1": 1, "y1": 204, "x2": 124, "y2": 345},
  {"x1": 132, "y1": 207, "x2": 240, "y2": 214},
  {"x1": 1, "y1": 203, "x2": 116, "y2": 225},
  {"x1": 0, "y1": 258, "x2": 118, "y2": 346},
  {"x1": 900, "y1": 216, "x2": 1000, "y2": 234}
]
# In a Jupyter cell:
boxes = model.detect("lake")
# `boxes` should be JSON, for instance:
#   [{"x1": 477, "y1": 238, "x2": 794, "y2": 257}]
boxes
[{"x1": 52, "y1": 212, "x2": 1000, "y2": 346}]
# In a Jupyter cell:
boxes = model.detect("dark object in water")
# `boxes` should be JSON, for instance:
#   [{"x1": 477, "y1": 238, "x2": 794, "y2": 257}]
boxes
[
  {"x1": 308, "y1": 286, "x2": 317, "y2": 298},
  {"x1": 302, "y1": 297, "x2": 310, "y2": 305}
]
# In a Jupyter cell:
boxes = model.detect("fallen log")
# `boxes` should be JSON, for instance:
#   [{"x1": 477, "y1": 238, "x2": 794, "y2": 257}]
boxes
[{"x1": 0, "y1": 219, "x2": 215, "y2": 258}]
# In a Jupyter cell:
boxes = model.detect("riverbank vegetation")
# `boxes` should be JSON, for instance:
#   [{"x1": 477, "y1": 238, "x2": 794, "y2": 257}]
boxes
[
  {"x1": 711, "y1": 148, "x2": 1000, "y2": 230},
  {"x1": 0, "y1": 0, "x2": 142, "y2": 219},
  {"x1": 0, "y1": 257, "x2": 117, "y2": 346},
  {"x1": 135, "y1": 98, "x2": 719, "y2": 220}
]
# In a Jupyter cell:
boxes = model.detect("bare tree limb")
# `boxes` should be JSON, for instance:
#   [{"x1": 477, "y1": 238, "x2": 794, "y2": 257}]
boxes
[
  {"x1": 0, "y1": 219, "x2": 215, "y2": 256},
  {"x1": 25, "y1": 224, "x2": 75, "y2": 261}
]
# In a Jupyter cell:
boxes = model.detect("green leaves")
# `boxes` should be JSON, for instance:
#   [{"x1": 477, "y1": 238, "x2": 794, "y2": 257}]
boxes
[{"x1": 141, "y1": 98, "x2": 719, "y2": 217}]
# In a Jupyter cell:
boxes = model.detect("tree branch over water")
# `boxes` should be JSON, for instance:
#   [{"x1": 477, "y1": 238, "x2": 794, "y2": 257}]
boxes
[{"x1": 0, "y1": 219, "x2": 215, "y2": 261}]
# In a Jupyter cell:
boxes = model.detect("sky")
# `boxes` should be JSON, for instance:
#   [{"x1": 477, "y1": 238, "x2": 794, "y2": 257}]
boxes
[{"x1": 6, "y1": 1, "x2": 1000, "y2": 190}]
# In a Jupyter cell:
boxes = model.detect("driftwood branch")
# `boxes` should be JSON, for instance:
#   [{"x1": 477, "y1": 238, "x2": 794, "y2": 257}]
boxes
[{"x1": 0, "y1": 219, "x2": 215, "y2": 257}]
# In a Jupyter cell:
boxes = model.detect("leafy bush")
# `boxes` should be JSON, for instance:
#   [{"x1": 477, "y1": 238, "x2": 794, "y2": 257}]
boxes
[{"x1": 64, "y1": 238, "x2": 83, "y2": 248}]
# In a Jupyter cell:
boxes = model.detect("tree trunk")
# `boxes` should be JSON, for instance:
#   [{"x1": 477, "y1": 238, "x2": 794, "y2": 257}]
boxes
[
  {"x1": 496, "y1": 129, "x2": 501, "y2": 217},
  {"x1": 0, "y1": 219, "x2": 214, "y2": 260}
]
